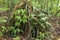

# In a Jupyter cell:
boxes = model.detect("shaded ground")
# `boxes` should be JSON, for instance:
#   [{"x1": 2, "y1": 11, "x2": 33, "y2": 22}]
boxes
[{"x1": 49, "y1": 17, "x2": 60, "y2": 40}]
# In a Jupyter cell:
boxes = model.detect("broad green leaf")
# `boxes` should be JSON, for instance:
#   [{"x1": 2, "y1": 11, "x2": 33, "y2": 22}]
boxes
[
  {"x1": 15, "y1": 16, "x2": 21, "y2": 20},
  {"x1": 0, "y1": 7, "x2": 9, "y2": 10},
  {"x1": 1, "y1": 26, "x2": 6, "y2": 29},
  {"x1": 15, "y1": 22, "x2": 20, "y2": 26},
  {"x1": 0, "y1": 19, "x2": 7, "y2": 22},
  {"x1": 10, "y1": 26, "x2": 15, "y2": 30}
]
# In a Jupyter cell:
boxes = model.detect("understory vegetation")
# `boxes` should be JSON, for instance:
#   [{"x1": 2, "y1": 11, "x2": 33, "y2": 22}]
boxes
[{"x1": 0, "y1": 0, "x2": 60, "y2": 40}]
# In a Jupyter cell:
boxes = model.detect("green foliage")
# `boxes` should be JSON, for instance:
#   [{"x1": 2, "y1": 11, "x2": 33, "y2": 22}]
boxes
[
  {"x1": 14, "y1": 36, "x2": 20, "y2": 40},
  {"x1": 0, "y1": 32, "x2": 3, "y2": 36},
  {"x1": 0, "y1": 0, "x2": 59, "y2": 40},
  {"x1": 0, "y1": 7, "x2": 9, "y2": 10},
  {"x1": 1, "y1": 26, "x2": 6, "y2": 31},
  {"x1": 37, "y1": 32, "x2": 52, "y2": 40},
  {"x1": 0, "y1": 19, "x2": 7, "y2": 23}
]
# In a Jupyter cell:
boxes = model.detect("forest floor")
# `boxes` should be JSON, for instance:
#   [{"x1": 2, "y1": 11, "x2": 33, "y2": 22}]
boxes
[{"x1": 49, "y1": 17, "x2": 60, "y2": 40}]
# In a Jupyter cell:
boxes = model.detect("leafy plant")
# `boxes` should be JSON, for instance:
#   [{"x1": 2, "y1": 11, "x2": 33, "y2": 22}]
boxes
[
  {"x1": 0, "y1": 19, "x2": 7, "y2": 23},
  {"x1": 0, "y1": 0, "x2": 54, "y2": 40}
]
